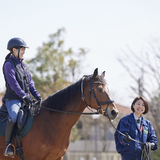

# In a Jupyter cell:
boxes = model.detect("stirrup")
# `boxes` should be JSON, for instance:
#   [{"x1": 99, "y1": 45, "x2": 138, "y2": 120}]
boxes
[{"x1": 4, "y1": 143, "x2": 16, "y2": 158}]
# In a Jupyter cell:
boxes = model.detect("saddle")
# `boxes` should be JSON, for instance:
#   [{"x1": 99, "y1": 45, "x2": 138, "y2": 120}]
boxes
[
  {"x1": 0, "y1": 103, "x2": 34, "y2": 137},
  {"x1": 0, "y1": 101, "x2": 39, "y2": 160}
]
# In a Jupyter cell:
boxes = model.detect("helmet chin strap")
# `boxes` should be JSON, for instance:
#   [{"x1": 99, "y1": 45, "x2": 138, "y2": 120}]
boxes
[{"x1": 18, "y1": 48, "x2": 20, "y2": 60}]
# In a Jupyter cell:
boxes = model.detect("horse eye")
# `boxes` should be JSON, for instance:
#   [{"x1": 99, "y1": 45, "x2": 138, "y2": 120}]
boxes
[{"x1": 97, "y1": 87, "x2": 102, "y2": 92}]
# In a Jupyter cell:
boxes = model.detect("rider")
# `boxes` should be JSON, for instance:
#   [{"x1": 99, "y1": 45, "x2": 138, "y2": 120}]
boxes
[{"x1": 2, "y1": 37, "x2": 42, "y2": 157}]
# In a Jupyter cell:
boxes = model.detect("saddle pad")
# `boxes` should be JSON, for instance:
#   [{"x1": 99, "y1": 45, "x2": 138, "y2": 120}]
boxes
[{"x1": 0, "y1": 116, "x2": 34, "y2": 138}]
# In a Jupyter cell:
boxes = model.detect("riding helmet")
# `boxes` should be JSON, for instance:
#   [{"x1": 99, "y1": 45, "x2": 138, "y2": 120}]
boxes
[{"x1": 7, "y1": 38, "x2": 29, "y2": 51}]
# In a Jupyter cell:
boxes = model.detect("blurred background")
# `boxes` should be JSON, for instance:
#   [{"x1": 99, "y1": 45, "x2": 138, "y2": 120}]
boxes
[{"x1": 0, "y1": 0, "x2": 160, "y2": 159}]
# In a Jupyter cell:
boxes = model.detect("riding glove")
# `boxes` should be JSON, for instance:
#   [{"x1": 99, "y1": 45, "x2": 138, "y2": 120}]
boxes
[
  {"x1": 37, "y1": 96, "x2": 42, "y2": 101},
  {"x1": 23, "y1": 96, "x2": 32, "y2": 106},
  {"x1": 124, "y1": 133, "x2": 132, "y2": 143}
]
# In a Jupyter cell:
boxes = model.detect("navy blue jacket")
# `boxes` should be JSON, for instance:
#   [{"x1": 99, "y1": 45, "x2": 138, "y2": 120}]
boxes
[{"x1": 114, "y1": 113, "x2": 158, "y2": 160}]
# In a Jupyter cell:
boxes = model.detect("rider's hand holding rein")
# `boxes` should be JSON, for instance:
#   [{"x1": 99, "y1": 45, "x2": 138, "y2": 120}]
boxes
[
  {"x1": 23, "y1": 95, "x2": 32, "y2": 106},
  {"x1": 37, "y1": 96, "x2": 42, "y2": 103}
]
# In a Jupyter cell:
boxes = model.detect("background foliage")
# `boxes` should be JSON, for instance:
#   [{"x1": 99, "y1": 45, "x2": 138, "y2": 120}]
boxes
[{"x1": 26, "y1": 28, "x2": 88, "y2": 99}]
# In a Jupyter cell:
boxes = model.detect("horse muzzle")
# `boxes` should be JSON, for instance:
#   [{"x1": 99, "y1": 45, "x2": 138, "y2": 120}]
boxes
[
  {"x1": 104, "y1": 109, "x2": 118, "y2": 120},
  {"x1": 111, "y1": 109, "x2": 119, "y2": 119}
]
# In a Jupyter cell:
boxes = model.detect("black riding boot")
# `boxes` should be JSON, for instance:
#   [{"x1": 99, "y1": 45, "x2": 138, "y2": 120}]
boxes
[{"x1": 4, "y1": 118, "x2": 16, "y2": 157}]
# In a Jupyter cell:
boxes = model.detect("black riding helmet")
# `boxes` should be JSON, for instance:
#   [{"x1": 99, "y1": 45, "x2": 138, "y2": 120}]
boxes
[
  {"x1": 7, "y1": 38, "x2": 29, "y2": 60},
  {"x1": 7, "y1": 38, "x2": 29, "y2": 51}
]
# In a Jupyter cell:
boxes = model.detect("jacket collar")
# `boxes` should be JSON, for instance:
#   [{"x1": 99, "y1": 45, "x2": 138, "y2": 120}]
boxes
[
  {"x1": 128, "y1": 113, "x2": 136, "y2": 123},
  {"x1": 141, "y1": 116, "x2": 148, "y2": 126},
  {"x1": 128, "y1": 113, "x2": 148, "y2": 126},
  {"x1": 10, "y1": 55, "x2": 23, "y2": 64}
]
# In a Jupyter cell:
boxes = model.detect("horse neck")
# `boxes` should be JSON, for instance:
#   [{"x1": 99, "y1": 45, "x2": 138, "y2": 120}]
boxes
[
  {"x1": 60, "y1": 94, "x2": 86, "y2": 127},
  {"x1": 39, "y1": 94, "x2": 86, "y2": 132}
]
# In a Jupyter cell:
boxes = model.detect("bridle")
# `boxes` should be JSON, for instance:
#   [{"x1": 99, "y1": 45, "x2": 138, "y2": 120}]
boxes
[{"x1": 81, "y1": 76, "x2": 114, "y2": 116}]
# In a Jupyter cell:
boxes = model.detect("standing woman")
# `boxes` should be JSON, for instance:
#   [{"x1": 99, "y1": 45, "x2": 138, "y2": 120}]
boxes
[
  {"x1": 114, "y1": 96, "x2": 158, "y2": 160},
  {"x1": 2, "y1": 38, "x2": 42, "y2": 157}
]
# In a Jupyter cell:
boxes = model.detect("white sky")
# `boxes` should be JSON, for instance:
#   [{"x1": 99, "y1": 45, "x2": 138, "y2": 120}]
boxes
[{"x1": 0, "y1": 0, "x2": 160, "y2": 106}]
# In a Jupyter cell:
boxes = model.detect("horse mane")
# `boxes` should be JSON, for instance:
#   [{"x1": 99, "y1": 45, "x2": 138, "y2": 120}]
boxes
[{"x1": 43, "y1": 75, "x2": 88, "y2": 110}]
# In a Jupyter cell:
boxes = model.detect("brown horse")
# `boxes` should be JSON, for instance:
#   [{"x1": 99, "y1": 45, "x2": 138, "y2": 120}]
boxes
[{"x1": 0, "y1": 68, "x2": 118, "y2": 160}]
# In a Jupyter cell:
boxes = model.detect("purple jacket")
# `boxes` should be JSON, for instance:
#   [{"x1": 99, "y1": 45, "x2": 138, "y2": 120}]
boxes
[{"x1": 3, "y1": 55, "x2": 40, "y2": 100}]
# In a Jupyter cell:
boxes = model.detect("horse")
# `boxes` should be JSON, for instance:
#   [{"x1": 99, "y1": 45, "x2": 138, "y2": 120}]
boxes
[{"x1": 0, "y1": 68, "x2": 119, "y2": 160}]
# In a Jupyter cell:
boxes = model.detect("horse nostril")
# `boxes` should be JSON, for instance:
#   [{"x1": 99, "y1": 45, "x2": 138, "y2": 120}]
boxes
[{"x1": 111, "y1": 110, "x2": 118, "y2": 118}]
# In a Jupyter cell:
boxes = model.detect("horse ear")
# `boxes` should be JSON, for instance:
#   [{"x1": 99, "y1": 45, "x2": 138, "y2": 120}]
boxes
[
  {"x1": 101, "y1": 71, "x2": 105, "y2": 79},
  {"x1": 92, "y1": 68, "x2": 98, "y2": 80}
]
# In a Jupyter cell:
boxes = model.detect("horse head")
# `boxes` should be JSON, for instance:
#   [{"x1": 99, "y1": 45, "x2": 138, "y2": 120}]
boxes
[{"x1": 82, "y1": 68, "x2": 119, "y2": 120}]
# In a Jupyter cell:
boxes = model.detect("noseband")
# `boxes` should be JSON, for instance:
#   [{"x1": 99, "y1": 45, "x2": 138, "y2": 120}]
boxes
[{"x1": 81, "y1": 76, "x2": 114, "y2": 116}]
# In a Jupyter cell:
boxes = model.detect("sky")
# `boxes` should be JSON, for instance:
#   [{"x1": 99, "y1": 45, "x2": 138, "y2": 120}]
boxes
[{"x1": 0, "y1": 0, "x2": 160, "y2": 107}]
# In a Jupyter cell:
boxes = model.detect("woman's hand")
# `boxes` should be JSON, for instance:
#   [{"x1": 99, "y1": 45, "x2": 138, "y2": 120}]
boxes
[
  {"x1": 124, "y1": 133, "x2": 132, "y2": 143},
  {"x1": 23, "y1": 96, "x2": 32, "y2": 106}
]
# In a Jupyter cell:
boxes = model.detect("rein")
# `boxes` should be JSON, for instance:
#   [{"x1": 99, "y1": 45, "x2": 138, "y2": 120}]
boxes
[
  {"x1": 40, "y1": 106, "x2": 99, "y2": 115},
  {"x1": 107, "y1": 115, "x2": 144, "y2": 144}
]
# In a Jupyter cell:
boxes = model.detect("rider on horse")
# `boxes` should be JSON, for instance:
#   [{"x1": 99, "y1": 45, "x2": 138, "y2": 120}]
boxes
[{"x1": 1, "y1": 38, "x2": 42, "y2": 157}]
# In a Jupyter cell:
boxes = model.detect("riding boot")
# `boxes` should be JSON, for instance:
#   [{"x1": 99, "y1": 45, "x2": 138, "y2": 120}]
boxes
[{"x1": 4, "y1": 118, "x2": 16, "y2": 157}]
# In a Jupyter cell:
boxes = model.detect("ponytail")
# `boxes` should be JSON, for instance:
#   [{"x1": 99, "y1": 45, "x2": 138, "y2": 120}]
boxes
[{"x1": 5, "y1": 52, "x2": 12, "y2": 61}]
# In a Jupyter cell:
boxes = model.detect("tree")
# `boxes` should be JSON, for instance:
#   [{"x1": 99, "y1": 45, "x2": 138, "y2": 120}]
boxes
[{"x1": 26, "y1": 28, "x2": 88, "y2": 98}]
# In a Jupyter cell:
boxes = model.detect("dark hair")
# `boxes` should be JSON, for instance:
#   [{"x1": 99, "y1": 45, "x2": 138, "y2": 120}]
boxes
[
  {"x1": 131, "y1": 96, "x2": 149, "y2": 114},
  {"x1": 5, "y1": 47, "x2": 22, "y2": 60},
  {"x1": 5, "y1": 52, "x2": 12, "y2": 60}
]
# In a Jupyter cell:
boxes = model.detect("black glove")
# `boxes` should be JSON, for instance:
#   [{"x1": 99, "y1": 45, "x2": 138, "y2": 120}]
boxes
[
  {"x1": 37, "y1": 96, "x2": 42, "y2": 102},
  {"x1": 23, "y1": 96, "x2": 32, "y2": 106},
  {"x1": 124, "y1": 133, "x2": 132, "y2": 143}
]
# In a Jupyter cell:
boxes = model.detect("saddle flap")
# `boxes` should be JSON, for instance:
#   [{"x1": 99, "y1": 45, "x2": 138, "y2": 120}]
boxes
[
  {"x1": 0, "y1": 104, "x2": 8, "y2": 119},
  {"x1": 17, "y1": 109, "x2": 28, "y2": 133}
]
